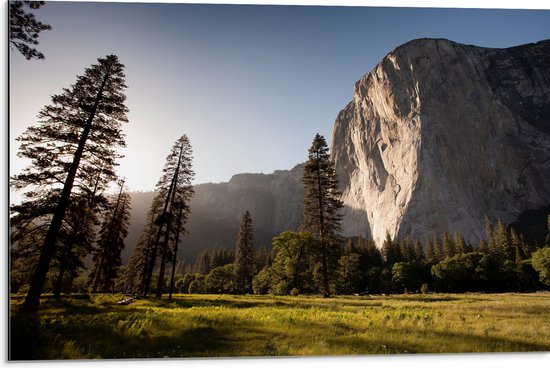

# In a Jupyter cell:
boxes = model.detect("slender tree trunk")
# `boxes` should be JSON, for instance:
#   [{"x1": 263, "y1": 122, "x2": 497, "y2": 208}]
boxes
[
  {"x1": 53, "y1": 246, "x2": 70, "y2": 299},
  {"x1": 169, "y1": 206, "x2": 184, "y2": 299},
  {"x1": 315, "y1": 155, "x2": 330, "y2": 298},
  {"x1": 91, "y1": 256, "x2": 104, "y2": 293},
  {"x1": 156, "y1": 220, "x2": 172, "y2": 298},
  {"x1": 22, "y1": 66, "x2": 111, "y2": 312}
]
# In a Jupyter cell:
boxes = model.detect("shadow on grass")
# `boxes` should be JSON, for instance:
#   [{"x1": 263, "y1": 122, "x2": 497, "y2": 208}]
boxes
[
  {"x1": 10, "y1": 309, "x2": 236, "y2": 360},
  {"x1": 325, "y1": 325, "x2": 550, "y2": 354}
]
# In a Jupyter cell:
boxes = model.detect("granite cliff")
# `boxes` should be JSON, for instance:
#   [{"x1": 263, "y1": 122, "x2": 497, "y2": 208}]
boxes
[{"x1": 331, "y1": 38, "x2": 550, "y2": 245}]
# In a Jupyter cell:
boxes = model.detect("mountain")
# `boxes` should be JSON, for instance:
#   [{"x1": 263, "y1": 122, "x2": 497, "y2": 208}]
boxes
[
  {"x1": 122, "y1": 164, "x2": 304, "y2": 264},
  {"x1": 122, "y1": 38, "x2": 550, "y2": 263},
  {"x1": 331, "y1": 38, "x2": 550, "y2": 245}
]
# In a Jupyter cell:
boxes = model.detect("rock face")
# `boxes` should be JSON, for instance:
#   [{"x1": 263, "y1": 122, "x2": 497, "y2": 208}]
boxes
[
  {"x1": 123, "y1": 164, "x2": 304, "y2": 263},
  {"x1": 331, "y1": 38, "x2": 550, "y2": 246}
]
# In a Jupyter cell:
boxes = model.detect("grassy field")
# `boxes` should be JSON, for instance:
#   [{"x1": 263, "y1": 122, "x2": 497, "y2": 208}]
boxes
[{"x1": 9, "y1": 293, "x2": 550, "y2": 359}]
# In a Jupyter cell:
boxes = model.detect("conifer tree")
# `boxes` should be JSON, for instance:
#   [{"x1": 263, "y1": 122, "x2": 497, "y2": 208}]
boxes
[
  {"x1": 89, "y1": 180, "x2": 132, "y2": 293},
  {"x1": 493, "y1": 220, "x2": 514, "y2": 261},
  {"x1": 511, "y1": 228, "x2": 526, "y2": 264},
  {"x1": 441, "y1": 232, "x2": 455, "y2": 258},
  {"x1": 454, "y1": 232, "x2": 467, "y2": 254},
  {"x1": 196, "y1": 250, "x2": 212, "y2": 275},
  {"x1": 381, "y1": 232, "x2": 400, "y2": 265},
  {"x1": 141, "y1": 135, "x2": 194, "y2": 297},
  {"x1": 9, "y1": 1, "x2": 52, "y2": 60},
  {"x1": 124, "y1": 194, "x2": 164, "y2": 295},
  {"x1": 433, "y1": 236, "x2": 444, "y2": 262},
  {"x1": 400, "y1": 237, "x2": 415, "y2": 262},
  {"x1": 301, "y1": 133, "x2": 342, "y2": 297},
  {"x1": 478, "y1": 239, "x2": 489, "y2": 253},
  {"x1": 12, "y1": 54, "x2": 128, "y2": 310},
  {"x1": 424, "y1": 240, "x2": 435, "y2": 262},
  {"x1": 413, "y1": 240, "x2": 424, "y2": 262},
  {"x1": 234, "y1": 211, "x2": 255, "y2": 294}
]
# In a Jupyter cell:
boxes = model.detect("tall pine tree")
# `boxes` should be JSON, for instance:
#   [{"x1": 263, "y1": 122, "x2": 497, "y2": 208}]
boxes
[
  {"x1": 301, "y1": 133, "x2": 342, "y2": 297},
  {"x1": 142, "y1": 135, "x2": 194, "y2": 297},
  {"x1": 234, "y1": 211, "x2": 255, "y2": 294},
  {"x1": 12, "y1": 54, "x2": 128, "y2": 310}
]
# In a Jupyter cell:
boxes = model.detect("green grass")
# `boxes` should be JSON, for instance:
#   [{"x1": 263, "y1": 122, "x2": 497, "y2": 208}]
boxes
[{"x1": 9, "y1": 293, "x2": 550, "y2": 359}]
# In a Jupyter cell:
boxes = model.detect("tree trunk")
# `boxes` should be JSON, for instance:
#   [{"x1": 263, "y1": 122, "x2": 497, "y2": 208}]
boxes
[
  {"x1": 53, "y1": 247, "x2": 69, "y2": 299},
  {"x1": 155, "y1": 225, "x2": 170, "y2": 298},
  {"x1": 143, "y1": 146, "x2": 183, "y2": 296},
  {"x1": 22, "y1": 67, "x2": 111, "y2": 312},
  {"x1": 315, "y1": 154, "x2": 330, "y2": 298},
  {"x1": 169, "y1": 206, "x2": 184, "y2": 299},
  {"x1": 91, "y1": 255, "x2": 104, "y2": 293}
]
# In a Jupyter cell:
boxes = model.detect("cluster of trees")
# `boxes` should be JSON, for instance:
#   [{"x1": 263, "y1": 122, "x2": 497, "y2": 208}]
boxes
[
  {"x1": 10, "y1": 54, "x2": 136, "y2": 310},
  {"x1": 146, "y1": 134, "x2": 345, "y2": 296},
  {"x1": 118, "y1": 136, "x2": 195, "y2": 299},
  {"x1": 168, "y1": 217, "x2": 550, "y2": 297},
  {"x1": 9, "y1": 7, "x2": 196, "y2": 308}
]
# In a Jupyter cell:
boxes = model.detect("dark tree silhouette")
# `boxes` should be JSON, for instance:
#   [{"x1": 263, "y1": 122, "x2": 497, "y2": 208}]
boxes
[
  {"x1": 234, "y1": 211, "x2": 255, "y2": 294},
  {"x1": 89, "y1": 180, "x2": 132, "y2": 293},
  {"x1": 301, "y1": 133, "x2": 342, "y2": 297},
  {"x1": 9, "y1": 1, "x2": 52, "y2": 60},
  {"x1": 12, "y1": 55, "x2": 128, "y2": 310},
  {"x1": 141, "y1": 135, "x2": 194, "y2": 297}
]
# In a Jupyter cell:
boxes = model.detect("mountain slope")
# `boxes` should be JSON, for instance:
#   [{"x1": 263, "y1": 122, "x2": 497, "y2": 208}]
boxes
[{"x1": 122, "y1": 164, "x2": 304, "y2": 264}]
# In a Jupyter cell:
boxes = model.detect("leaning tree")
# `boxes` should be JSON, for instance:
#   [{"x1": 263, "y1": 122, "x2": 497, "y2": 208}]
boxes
[
  {"x1": 142, "y1": 135, "x2": 194, "y2": 297},
  {"x1": 12, "y1": 54, "x2": 129, "y2": 310}
]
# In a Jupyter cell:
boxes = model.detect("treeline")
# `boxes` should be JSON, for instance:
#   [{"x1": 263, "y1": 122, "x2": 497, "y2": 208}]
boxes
[{"x1": 145, "y1": 216, "x2": 550, "y2": 296}]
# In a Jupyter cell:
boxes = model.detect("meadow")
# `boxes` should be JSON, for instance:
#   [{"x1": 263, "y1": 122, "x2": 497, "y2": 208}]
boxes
[{"x1": 9, "y1": 293, "x2": 550, "y2": 360}]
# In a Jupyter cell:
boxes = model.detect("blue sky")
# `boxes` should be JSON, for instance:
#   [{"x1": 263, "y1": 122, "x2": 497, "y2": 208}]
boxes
[{"x1": 9, "y1": 1, "x2": 550, "y2": 195}]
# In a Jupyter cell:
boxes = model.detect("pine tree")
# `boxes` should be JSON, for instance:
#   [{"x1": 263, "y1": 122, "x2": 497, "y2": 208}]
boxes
[
  {"x1": 301, "y1": 133, "x2": 342, "y2": 297},
  {"x1": 89, "y1": 180, "x2": 131, "y2": 293},
  {"x1": 234, "y1": 211, "x2": 255, "y2": 294},
  {"x1": 510, "y1": 228, "x2": 526, "y2": 264},
  {"x1": 413, "y1": 240, "x2": 424, "y2": 262},
  {"x1": 399, "y1": 237, "x2": 415, "y2": 262},
  {"x1": 453, "y1": 232, "x2": 468, "y2": 254},
  {"x1": 196, "y1": 251, "x2": 212, "y2": 275},
  {"x1": 441, "y1": 232, "x2": 455, "y2": 258},
  {"x1": 493, "y1": 220, "x2": 514, "y2": 261},
  {"x1": 13, "y1": 54, "x2": 128, "y2": 310},
  {"x1": 484, "y1": 215, "x2": 494, "y2": 249},
  {"x1": 433, "y1": 236, "x2": 444, "y2": 262},
  {"x1": 478, "y1": 239, "x2": 489, "y2": 253},
  {"x1": 141, "y1": 135, "x2": 194, "y2": 297},
  {"x1": 424, "y1": 240, "x2": 435, "y2": 262},
  {"x1": 9, "y1": 1, "x2": 51, "y2": 60},
  {"x1": 381, "y1": 232, "x2": 400, "y2": 265}
]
